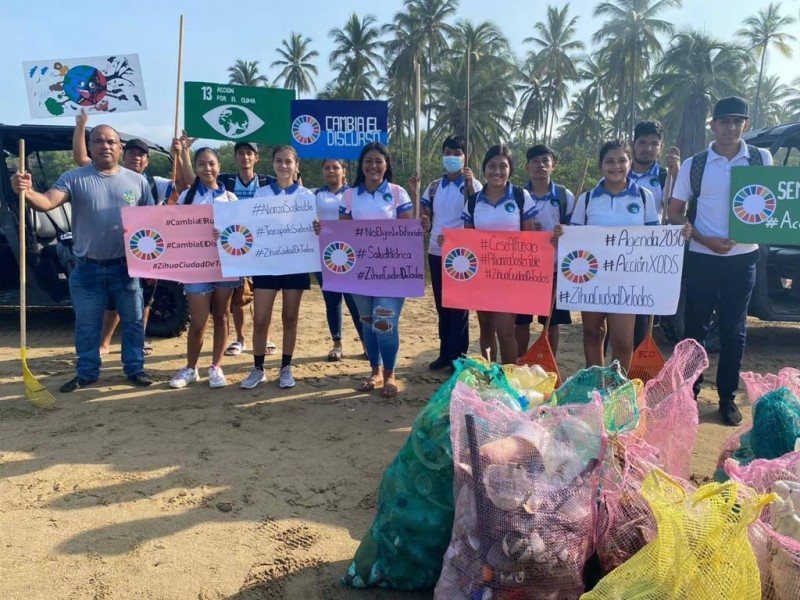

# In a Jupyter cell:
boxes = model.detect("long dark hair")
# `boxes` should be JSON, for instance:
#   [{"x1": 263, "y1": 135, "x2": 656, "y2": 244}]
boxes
[
  {"x1": 353, "y1": 142, "x2": 393, "y2": 188},
  {"x1": 184, "y1": 147, "x2": 220, "y2": 205},
  {"x1": 481, "y1": 144, "x2": 515, "y2": 178}
]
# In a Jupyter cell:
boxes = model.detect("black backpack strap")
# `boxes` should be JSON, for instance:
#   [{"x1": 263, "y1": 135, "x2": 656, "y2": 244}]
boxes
[
  {"x1": 553, "y1": 184, "x2": 568, "y2": 224},
  {"x1": 583, "y1": 191, "x2": 591, "y2": 224},
  {"x1": 145, "y1": 173, "x2": 159, "y2": 203},
  {"x1": 425, "y1": 178, "x2": 441, "y2": 216},
  {"x1": 258, "y1": 174, "x2": 275, "y2": 187},
  {"x1": 747, "y1": 145, "x2": 764, "y2": 166},
  {"x1": 513, "y1": 185, "x2": 526, "y2": 228},
  {"x1": 639, "y1": 187, "x2": 648, "y2": 215},
  {"x1": 687, "y1": 150, "x2": 708, "y2": 225},
  {"x1": 658, "y1": 166, "x2": 667, "y2": 190},
  {"x1": 467, "y1": 191, "x2": 479, "y2": 222}
]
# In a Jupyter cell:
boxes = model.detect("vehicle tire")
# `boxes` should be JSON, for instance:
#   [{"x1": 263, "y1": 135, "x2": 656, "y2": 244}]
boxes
[{"x1": 146, "y1": 281, "x2": 188, "y2": 338}]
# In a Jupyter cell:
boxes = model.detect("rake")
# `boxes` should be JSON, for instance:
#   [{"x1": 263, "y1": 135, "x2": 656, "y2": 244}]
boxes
[
  {"x1": 628, "y1": 315, "x2": 666, "y2": 383},
  {"x1": 517, "y1": 294, "x2": 562, "y2": 387},
  {"x1": 18, "y1": 139, "x2": 56, "y2": 409}
]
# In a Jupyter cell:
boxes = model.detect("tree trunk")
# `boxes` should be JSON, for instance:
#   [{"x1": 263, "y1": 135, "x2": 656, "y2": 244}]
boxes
[{"x1": 753, "y1": 48, "x2": 767, "y2": 129}]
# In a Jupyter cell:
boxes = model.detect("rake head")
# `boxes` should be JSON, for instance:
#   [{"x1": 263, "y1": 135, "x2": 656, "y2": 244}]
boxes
[
  {"x1": 21, "y1": 349, "x2": 56, "y2": 409},
  {"x1": 628, "y1": 336, "x2": 666, "y2": 383}
]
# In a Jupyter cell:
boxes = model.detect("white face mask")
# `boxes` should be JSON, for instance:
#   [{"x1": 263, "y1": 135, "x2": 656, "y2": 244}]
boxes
[{"x1": 442, "y1": 155, "x2": 464, "y2": 174}]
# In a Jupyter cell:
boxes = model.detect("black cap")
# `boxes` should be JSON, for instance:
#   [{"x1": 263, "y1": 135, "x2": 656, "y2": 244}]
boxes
[
  {"x1": 234, "y1": 141, "x2": 259, "y2": 153},
  {"x1": 123, "y1": 138, "x2": 150, "y2": 154},
  {"x1": 713, "y1": 97, "x2": 749, "y2": 120}
]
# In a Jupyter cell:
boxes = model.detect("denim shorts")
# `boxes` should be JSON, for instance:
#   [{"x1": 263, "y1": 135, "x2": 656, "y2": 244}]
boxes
[{"x1": 184, "y1": 279, "x2": 242, "y2": 295}]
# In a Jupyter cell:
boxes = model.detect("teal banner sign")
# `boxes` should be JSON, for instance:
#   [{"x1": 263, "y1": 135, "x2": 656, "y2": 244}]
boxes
[{"x1": 729, "y1": 166, "x2": 800, "y2": 246}]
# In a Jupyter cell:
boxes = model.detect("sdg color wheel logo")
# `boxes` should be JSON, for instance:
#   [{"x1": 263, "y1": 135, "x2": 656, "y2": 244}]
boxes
[
  {"x1": 291, "y1": 114, "x2": 321, "y2": 145},
  {"x1": 129, "y1": 228, "x2": 165, "y2": 261},
  {"x1": 444, "y1": 247, "x2": 479, "y2": 281},
  {"x1": 733, "y1": 185, "x2": 777, "y2": 225},
  {"x1": 220, "y1": 224, "x2": 254, "y2": 256},
  {"x1": 323, "y1": 241, "x2": 356, "y2": 273},
  {"x1": 561, "y1": 250, "x2": 598, "y2": 284}
]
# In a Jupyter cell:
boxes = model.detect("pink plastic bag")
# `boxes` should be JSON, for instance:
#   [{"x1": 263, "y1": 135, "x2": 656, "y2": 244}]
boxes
[
  {"x1": 436, "y1": 382, "x2": 606, "y2": 600},
  {"x1": 638, "y1": 339, "x2": 708, "y2": 480}
]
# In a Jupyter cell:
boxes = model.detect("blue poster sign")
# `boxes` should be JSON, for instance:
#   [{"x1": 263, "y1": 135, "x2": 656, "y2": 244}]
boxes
[{"x1": 290, "y1": 100, "x2": 389, "y2": 159}]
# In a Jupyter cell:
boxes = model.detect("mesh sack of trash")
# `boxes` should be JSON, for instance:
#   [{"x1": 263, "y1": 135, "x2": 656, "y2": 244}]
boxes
[
  {"x1": 726, "y1": 451, "x2": 800, "y2": 599},
  {"x1": 583, "y1": 469, "x2": 773, "y2": 600},
  {"x1": 342, "y1": 357, "x2": 524, "y2": 590},
  {"x1": 434, "y1": 383, "x2": 606, "y2": 599},
  {"x1": 549, "y1": 361, "x2": 639, "y2": 435},
  {"x1": 637, "y1": 339, "x2": 708, "y2": 480},
  {"x1": 595, "y1": 434, "x2": 694, "y2": 574},
  {"x1": 503, "y1": 363, "x2": 558, "y2": 408}
]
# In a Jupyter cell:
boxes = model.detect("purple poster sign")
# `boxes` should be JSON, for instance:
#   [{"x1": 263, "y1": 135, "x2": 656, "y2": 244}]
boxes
[{"x1": 318, "y1": 219, "x2": 425, "y2": 298}]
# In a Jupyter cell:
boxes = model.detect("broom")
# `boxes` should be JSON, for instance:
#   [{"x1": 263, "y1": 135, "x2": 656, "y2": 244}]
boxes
[
  {"x1": 18, "y1": 139, "x2": 56, "y2": 409},
  {"x1": 628, "y1": 170, "x2": 673, "y2": 383},
  {"x1": 517, "y1": 293, "x2": 562, "y2": 386}
]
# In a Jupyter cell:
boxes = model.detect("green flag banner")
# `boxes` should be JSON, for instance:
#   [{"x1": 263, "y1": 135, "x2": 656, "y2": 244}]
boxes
[
  {"x1": 184, "y1": 81, "x2": 294, "y2": 144},
  {"x1": 729, "y1": 165, "x2": 800, "y2": 246}
]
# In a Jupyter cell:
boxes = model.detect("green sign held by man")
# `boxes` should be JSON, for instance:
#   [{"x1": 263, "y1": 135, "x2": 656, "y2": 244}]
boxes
[
  {"x1": 729, "y1": 166, "x2": 800, "y2": 246},
  {"x1": 184, "y1": 81, "x2": 294, "y2": 144}
]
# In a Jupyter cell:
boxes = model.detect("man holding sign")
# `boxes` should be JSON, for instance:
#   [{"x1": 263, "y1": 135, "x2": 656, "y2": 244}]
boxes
[{"x1": 668, "y1": 97, "x2": 773, "y2": 425}]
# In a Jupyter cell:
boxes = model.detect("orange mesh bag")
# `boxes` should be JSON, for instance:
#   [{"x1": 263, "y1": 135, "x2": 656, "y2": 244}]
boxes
[
  {"x1": 638, "y1": 339, "x2": 708, "y2": 480},
  {"x1": 435, "y1": 383, "x2": 606, "y2": 600},
  {"x1": 583, "y1": 469, "x2": 774, "y2": 600}
]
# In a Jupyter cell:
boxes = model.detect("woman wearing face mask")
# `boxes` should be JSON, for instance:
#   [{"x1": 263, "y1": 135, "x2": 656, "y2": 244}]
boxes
[
  {"x1": 340, "y1": 142, "x2": 414, "y2": 399},
  {"x1": 313, "y1": 159, "x2": 363, "y2": 361},
  {"x1": 461, "y1": 144, "x2": 537, "y2": 365},
  {"x1": 408, "y1": 135, "x2": 481, "y2": 372},
  {"x1": 240, "y1": 146, "x2": 315, "y2": 391},
  {"x1": 169, "y1": 147, "x2": 239, "y2": 390}
]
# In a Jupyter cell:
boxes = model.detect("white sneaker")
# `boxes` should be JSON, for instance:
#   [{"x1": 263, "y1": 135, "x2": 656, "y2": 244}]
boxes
[
  {"x1": 170, "y1": 367, "x2": 198, "y2": 389},
  {"x1": 208, "y1": 365, "x2": 227, "y2": 388},
  {"x1": 279, "y1": 365, "x2": 295, "y2": 388},
  {"x1": 240, "y1": 367, "x2": 267, "y2": 390}
]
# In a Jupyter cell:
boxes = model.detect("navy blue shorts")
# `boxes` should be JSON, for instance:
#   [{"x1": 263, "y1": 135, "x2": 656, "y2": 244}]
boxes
[
  {"x1": 252, "y1": 273, "x2": 311, "y2": 290},
  {"x1": 515, "y1": 309, "x2": 572, "y2": 326}
]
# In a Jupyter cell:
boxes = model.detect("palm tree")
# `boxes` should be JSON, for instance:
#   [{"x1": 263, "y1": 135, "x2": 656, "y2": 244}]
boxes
[
  {"x1": 748, "y1": 74, "x2": 793, "y2": 127},
  {"x1": 227, "y1": 60, "x2": 268, "y2": 87},
  {"x1": 788, "y1": 77, "x2": 800, "y2": 121},
  {"x1": 592, "y1": 0, "x2": 681, "y2": 137},
  {"x1": 329, "y1": 13, "x2": 383, "y2": 100},
  {"x1": 736, "y1": 3, "x2": 796, "y2": 128},
  {"x1": 558, "y1": 91, "x2": 611, "y2": 149},
  {"x1": 270, "y1": 32, "x2": 319, "y2": 96},
  {"x1": 515, "y1": 57, "x2": 546, "y2": 143},
  {"x1": 650, "y1": 31, "x2": 751, "y2": 156},
  {"x1": 524, "y1": 4, "x2": 584, "y2": 144}
]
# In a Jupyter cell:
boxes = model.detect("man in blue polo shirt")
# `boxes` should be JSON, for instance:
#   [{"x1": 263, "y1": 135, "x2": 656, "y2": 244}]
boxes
[{"x1": 668, "y1": 97, "x2": 773, "y2": 426}]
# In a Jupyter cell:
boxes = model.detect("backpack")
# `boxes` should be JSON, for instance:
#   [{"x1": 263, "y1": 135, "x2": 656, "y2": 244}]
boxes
[
  {"x1": 580, "y1": 187, "x2": 649, "y2": 224},
  {"x1": 466, "y1": 185, "x2": 526, "y2": 228},
  {"x1": 145, "y1": 173, "x2": 159, "y2": 204},
  {"x1": 220, "y1": 173, "x2": 274, "y2": 194},
  {"x1": 686, "y1": 145, "x2": 764, "y2": 224},
  {"x1": 553, "y1": 183, "x2": 569, "y2": 225}
]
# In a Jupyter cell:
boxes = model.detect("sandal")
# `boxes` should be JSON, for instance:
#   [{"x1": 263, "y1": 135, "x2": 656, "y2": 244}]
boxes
[
  {"x1": 327, "y1": 346, "x2": 343, "y2": 361},
  {"x1": 358, "y1": 377, "x2": 383, "y2": 392},
  {"x1": 382, "y1": 383, "x2": 399, "y2": 399},
  {"x1": 143, "y1": 342, "x2": 154, "y2": 356},
  {"x1": 265, "y1": 342, "x2": 278, "y2": 356},
  {"x1": 225, "y1": 341, "x2": 245, "y2": 356}
]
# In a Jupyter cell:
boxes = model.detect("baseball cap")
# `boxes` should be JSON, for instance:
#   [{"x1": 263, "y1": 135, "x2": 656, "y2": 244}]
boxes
[
  {"x1": 234, "y1": 141, "x2": 259, "y2": 153},
  {"x1": 123, "y1": 138, "x2": 150, "y2": 154},
  {"x1": 713, "y1": 97, "x2": 749, "y2": 120}
]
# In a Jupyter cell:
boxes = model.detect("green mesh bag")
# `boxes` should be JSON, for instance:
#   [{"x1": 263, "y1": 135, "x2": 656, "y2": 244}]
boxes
[
  {"x1": 549, "y1": 361, "x2": 638, "y2": 434},
  {"x1": 342, "y1": 358, "x2": 524, "y2": 590},
  {"x1": 751, "y1": 388, "x2": 800, "y2": 460}
]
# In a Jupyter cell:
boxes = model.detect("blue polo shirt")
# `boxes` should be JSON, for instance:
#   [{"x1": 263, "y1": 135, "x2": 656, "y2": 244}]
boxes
[
  {"x1": 524, "y1": 180, "x2": 576, "y2": 231},
  {"x1": 570, "y1": 179, "x2": 658, "y2": 226}
]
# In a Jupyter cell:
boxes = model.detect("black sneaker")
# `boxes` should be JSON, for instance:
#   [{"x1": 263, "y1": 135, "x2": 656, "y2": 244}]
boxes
[
  {"x1": 429, "y1": 357, "x2": 450, "y2": 371},
  {"x1": 719, "y1": 401, "x2": 743, "y2": 426},
  {"x1": 128, "y1": 372, "x2": 154, "y2": 387},
  {"x1": 60, "y1": 376, "x2": 98, "y2": 393}
]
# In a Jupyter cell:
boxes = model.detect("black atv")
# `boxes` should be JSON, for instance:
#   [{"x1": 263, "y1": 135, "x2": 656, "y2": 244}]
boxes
[
  {"x1": 0, "y1": 123, "x2": 189, "y2": 337},
  {"x1": 658, "y1": 122, "x2": 800, "y2": 347}
]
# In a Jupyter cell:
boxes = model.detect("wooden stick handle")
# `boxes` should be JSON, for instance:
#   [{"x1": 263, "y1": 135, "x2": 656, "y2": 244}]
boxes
[
  {"x1": 414, "y1": 59, "x2": 421, "y2": 219},
  {"x1": 661, "y1": 170, "x2": 672, "y2": 224},
  {"x1": 18, "y1": 139, "x2": 27, "y2": 351},
  {"x1": 575, "y1": 157, "x2": 590, "y2": 198},
  {"x1": 170, "y1": 15, "x2": 185, "y2": 188}
]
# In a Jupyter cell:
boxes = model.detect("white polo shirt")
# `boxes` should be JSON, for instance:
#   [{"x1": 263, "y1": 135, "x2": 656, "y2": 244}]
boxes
[
  {"x1": 253, "y1": 181, "x2": 315, "y2": 204},
  {"x1": 176, "y1": 183, "x2": 237, "y2": 205},
  {"x1": 672, "y1": 140, "x2": 773, "y2": 256},
  {"x1": 315, "y1": 184, "x2": 347, "y2": 221},
  {"x1": 570, "y1": 179, "x2": 658, "y2": 226},
  {"x1": 461, "y1": 184, "x2": 536, "y2": 231},
  {"x1": 339, "y1": 180, "x2": 413, "y2": 220},
  {"x1": 628, "y1": 162, "x2": 665, "y2": 220},
  {"x1": 421, "y1": 174, "x2": 483, "y2": 256},
  {"x1": 524, "y1": 181, "x2": 576, "y2": 232}
]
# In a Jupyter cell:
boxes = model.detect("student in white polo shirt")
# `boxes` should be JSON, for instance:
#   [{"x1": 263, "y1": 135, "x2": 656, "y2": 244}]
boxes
[
  {"x1": 570, "y1": 139, "x2": 659, "y2": 372},
  {"x1": 408, "y1": 135, "x2": 481, "y2": 372},
  {"x1": 340, "y1": 142, "x2": 414, "y2": 399},
  {"x1": 461, "y1": 144, "x2": 536, "y2": 365},
  {"x1": 516, "y1": 144, "x2": 576, "y2": 357},
  {"x1": 169, "y1": 147, "x2": 239, "y2": 390},
  {"x1": 668, "y1": 96, "x2": 772, "y2": 426}
]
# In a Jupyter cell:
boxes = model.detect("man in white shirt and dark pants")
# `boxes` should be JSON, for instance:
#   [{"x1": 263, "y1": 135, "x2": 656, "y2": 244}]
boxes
[{"x1": 668, "y1": 97, "x2": 773, "y2": 426}]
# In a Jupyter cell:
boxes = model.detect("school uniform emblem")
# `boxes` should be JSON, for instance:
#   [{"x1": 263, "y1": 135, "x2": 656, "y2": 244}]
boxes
[
  {"x1": 383, "y1": 193, "x2": 393, "y2": 203},
  {"x1": 627, "y1": 202, "x2": 641, "y2": 214},
  {"x1": 504, "y1": 202, "x2": 516, "y2": 213}
]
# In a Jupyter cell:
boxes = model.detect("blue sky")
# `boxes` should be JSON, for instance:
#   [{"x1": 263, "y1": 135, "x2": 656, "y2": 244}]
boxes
[{"x1": 2, "y1": 0, "x2": 797, "y2": 145}]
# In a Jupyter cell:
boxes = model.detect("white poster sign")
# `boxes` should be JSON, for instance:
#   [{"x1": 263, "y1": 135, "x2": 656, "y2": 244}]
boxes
[
  {"x1": 212, "y1": 191, "x2": 321, "y2": 276},
  {"x1": 556, "y1": 225, "x2": 685, "y2": 315}
]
